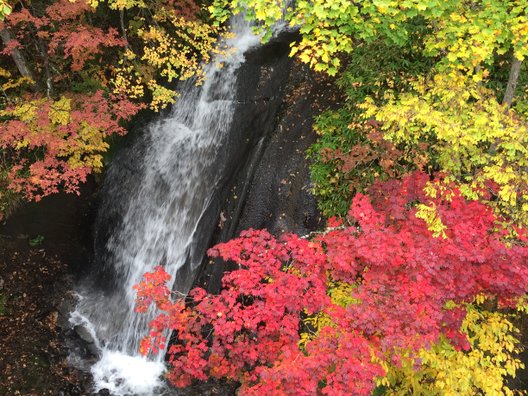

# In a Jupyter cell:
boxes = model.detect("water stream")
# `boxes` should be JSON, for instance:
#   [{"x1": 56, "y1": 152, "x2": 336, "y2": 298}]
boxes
[{"x1": 70, "y1": 16, "x2": 261, "y2": 395}]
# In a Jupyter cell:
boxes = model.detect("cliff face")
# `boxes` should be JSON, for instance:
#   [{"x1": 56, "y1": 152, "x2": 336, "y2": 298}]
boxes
[{"x1": 198, "y1": 52, "x2": 343, "y2": 295}]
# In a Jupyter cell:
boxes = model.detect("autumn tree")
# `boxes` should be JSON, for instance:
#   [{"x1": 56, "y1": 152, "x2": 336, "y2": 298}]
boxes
[
  {"x1": 94, "y1": 0, "x2": 221, "y2": 111},
  {"x1": 0, "y1": 0, "x2": 135, "y2": 217},
  {"x1": 136, "y1": 173, "x2": 528, "y2": 395},
  {"x1": 0, "y1": 0, "x2": 220, "y2": 218},
  {"x1": 361, "y1": 72, "x2": 528, "y2": 226}
]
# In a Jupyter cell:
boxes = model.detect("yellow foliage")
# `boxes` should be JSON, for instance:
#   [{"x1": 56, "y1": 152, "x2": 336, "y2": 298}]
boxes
[
  {"x1": 5, "y1": 99, "x2": 43, "y2": 124},
  {"x1": 64, "y1": 121, "x2": 109, "y2": 171},
  {"x1": 299, "y1": 278, "x2": 359, "y2": 349},
  {"x1": 515, "y1": 294, "x2": 528, "y2": 314},
  {"x1": 210, "y1": 0, "x2": 527, "y2": 77},
  {"x1": 0, "y1": 67, "x2": 35, "y2": 107},
  {"x1": 415, "y1": 203, "x2": 447, "y2": 239},
  {"x1": 0, "y1": 0, "x2": 11, "y2": 20},
  {"x1": 48, "y1": 97, "x2": 72, "y2": 126},
  {"x1": 1, "y1": 96, "x2": 110, "y2": 173},
  {"x1": 0, "y1": 67, "x2": 10, "y2": 79},
  {"x1": 109, "y1": 6, "x2": 220, "y2": 111},
  {"x1": 361, "y1": 72, "x2": 528, "y2": 226},
  {"x1": 300, "y1": 276, "x2": 524, "y2": 394},
  {"x1": 378, "y1": 305, "x2": 523, "y2": 395}
]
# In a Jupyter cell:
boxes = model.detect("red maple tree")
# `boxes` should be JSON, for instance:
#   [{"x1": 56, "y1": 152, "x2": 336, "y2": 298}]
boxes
[{"x1": 135, "y1": 172, "x2": 528, "y2": 394}]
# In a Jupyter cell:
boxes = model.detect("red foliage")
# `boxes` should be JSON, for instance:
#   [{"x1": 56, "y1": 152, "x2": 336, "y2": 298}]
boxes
[
  {"x1": 2, "y1": 7, "x2": 45, "y2": 29},
  {"x1": 1, "y1": 38, "x2": 22, "y2": 56},
  {"x1": 45, "y1": 0, "x2": 91, "y2": 21},
  {"x1": 166, "y1": 0, "x2": 202, "y2": 19},
  {"x1": 4, "y1": 1, "x2": 125, "y2": 73},
  {"x1": 49, "y1": 26, "x2": 125, "y2": 72},
  {"x1": 135, "y1": 172, "x2": 528, "y2": 394},
  {"x1": 1, "y1": 92, "x2": 141, "y2": 200}
]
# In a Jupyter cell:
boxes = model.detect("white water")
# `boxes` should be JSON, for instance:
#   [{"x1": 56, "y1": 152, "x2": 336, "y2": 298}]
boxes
[{"x1": 71, "y1": 16, "x2": 261, "y2": 396}]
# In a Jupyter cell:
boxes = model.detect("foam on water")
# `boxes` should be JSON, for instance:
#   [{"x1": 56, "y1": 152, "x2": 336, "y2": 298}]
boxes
[{"x1": 91, "y1": 350, "x2": 165, "y2": 395}]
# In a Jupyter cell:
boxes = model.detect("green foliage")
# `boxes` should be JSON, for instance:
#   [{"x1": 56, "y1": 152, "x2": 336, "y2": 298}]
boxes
[
  {"x1": 70, "y1": 70, "x2": 104, "y2": 94},
  {"x1": 308, "y1": 108, "x2": 357, "y2": 217},
  {"x1": 28, "y1": 235, "x2": 44, "y2": 247},
  {"x1": 308, "y1": 39, "x2": 432, "y2": 217}
]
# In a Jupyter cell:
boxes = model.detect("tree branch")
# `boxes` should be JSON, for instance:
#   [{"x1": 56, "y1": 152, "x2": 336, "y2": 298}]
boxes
[
  {"x1": 0, "y1": 28, "x2": 36, "y2": 84},
  {"x1": 503, "y1": 56, "x2": 523, "y2": 108}
]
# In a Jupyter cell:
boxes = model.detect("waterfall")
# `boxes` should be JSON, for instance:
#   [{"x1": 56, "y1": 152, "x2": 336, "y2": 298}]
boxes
[{"x1": 70, "y1": 15, "x2": 261, "y2": 396}]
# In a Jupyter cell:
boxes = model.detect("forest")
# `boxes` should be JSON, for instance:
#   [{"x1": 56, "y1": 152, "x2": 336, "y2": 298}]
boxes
[{"x1": 0, "y1": 0, "x2": 528, "y2": 395}]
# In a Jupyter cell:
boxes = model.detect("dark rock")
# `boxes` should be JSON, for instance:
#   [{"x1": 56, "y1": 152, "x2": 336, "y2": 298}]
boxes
[
  {"x1": 233, "y1": 66, "x2": 324, "y2": 236},
  {"x1": 57, "y1": 297, "x2": 74, "y2": 318},
  {"x1": 56, "y1": 296, "x2": 76, "y2": 329},
  {"x1": 173, "y1": 31, "x2": 297, "y2": 295},
  {"x1": 68, "y1": 385, "x2": 82, "y2": 396},
  {"x1": 85, "y1": 342, "x2": 101, "y2": 358},
  {"x1": 200, "y1": 57, "x2": 334, "y2": 294},
  {"x1": 74, "y1": 325, "x2": 94, "y2": 344},
  {"x1": 97, "y1": 389, "x2": 111, "y2": 395}
]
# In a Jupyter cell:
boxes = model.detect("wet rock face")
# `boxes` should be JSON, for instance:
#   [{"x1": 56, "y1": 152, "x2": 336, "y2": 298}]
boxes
[
  {"x1": 233, "y1": 62, "x2": 326, "y2": 237},
  {"x1": 74, "y1": 324, "x2": 95, "y2": 344},
  {"x1": 173, "y1": 31, "x2": 299, "y2": 293},
  {"x1": 199, "y1": 56, "x2": 339, "y2": 294},
  {"x1": 86, "y1": 30, "x2": 298, "y2": 297}
]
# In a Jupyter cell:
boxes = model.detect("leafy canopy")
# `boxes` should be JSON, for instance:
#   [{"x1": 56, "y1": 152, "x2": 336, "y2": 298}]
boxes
[
  {"x1": 0, "y1": 0, "x2": 220, "y2": 217},
  {"x1": 361, "y1": 72, "x2": 528, "y2": 226},
  {"x1": 135, "y1": 173, "x2": 528, "y2": 395}
]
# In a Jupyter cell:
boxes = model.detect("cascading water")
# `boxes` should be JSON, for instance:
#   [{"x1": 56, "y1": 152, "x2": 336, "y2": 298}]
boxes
[{"x1": 70, "y1": 16, "x2": 261, "y2": 395}]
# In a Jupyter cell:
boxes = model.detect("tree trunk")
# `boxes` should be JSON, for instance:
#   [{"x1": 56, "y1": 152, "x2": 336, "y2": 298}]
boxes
[
  {"x1": 474, "y1": 63, "x2": 482, "y2": 87},
  {"x1": 503, "y1": 56, "x2": 522, "y2": 108},
  {"x1": 120, "y1": 9, "x2": 129, "y2": 46},
  {"x1": 0, "y1": 28, "x2": 35, "y2": 82},
  {"x1": 37, "y1": 39, "x2": 53, "y2": 97}
]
